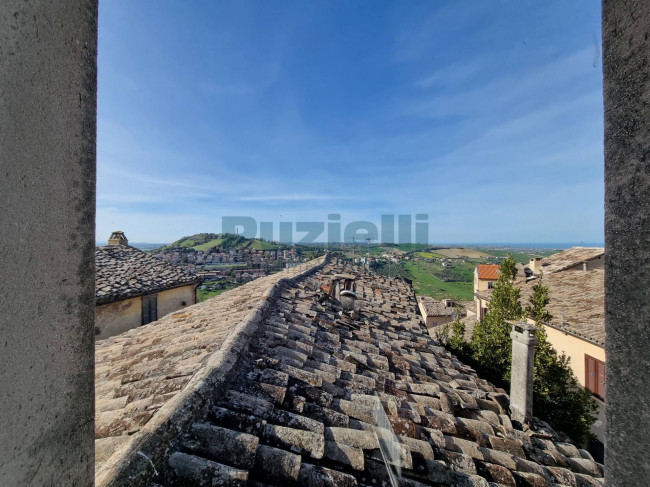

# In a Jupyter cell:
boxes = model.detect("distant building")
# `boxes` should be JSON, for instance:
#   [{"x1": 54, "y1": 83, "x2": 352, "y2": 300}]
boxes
[
  {"x1": 417, "y1": 296, "x2": 466, "y2": 336},
  {"x1": 529, "y1": 246, "x2": 604, "y2": 274},
  {"x1": 474, "y1": 264, "x2": 500, "y2": 319},
  {"x1": 95, "y1": 231, "x2": 201, "y2": 340}
]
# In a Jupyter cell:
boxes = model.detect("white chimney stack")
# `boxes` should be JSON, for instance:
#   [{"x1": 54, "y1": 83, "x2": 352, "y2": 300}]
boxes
[
  {"x1": 509, "y1": 321, "x2": 538, "y2": 424},
  {"x1": 528, "y1": 257, "x2": 542, "y2": 274}
]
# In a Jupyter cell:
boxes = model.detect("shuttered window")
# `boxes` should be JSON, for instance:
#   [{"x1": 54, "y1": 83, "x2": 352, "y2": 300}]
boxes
[
  {"x1": 141, "y1": 294, "x2": 158, "y2": 325},
  {"x1": 585, "y1": 354, "x2": 605, "y2": 400}
]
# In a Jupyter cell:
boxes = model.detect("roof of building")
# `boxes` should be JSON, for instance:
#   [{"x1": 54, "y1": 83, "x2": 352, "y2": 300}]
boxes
[
  {"x1": 95, "y1": 258, "x2": 604, "y2": 487},
  {"x1": 476, "y1": 269, "x2": 605, "y2": 346},
  {"x1": 476, "y1": 264, "x2": 500, "y2": 280},
  {"x1": 95, "y1": 245, "x2": 200, "y2": 305},
  {"x1": 538, "y1": 247, "x2": 605, "y2": 274},
  {"x1": 417, "y1": 296, "x2": 467, "y2": 318}
]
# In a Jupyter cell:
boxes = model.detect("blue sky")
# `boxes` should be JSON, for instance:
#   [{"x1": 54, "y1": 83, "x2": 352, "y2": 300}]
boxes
[{"x1": 97, "y1": 1, "x2": 604, "y2": 244}]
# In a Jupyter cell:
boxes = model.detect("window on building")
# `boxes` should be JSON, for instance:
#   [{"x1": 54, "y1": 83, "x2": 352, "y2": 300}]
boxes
[
  {"x1": 142, "y1": 294, "x2": 158, "y2": 325},
  {"x1": 487, "y1": 281, "x2": 495, "y2": 289},
  {"x1": 585, "y1": 354, "x2": 605, "y2": 400}
]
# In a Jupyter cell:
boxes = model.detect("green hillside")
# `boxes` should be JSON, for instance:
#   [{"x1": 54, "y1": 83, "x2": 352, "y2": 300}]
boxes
[{"x1": 166, "y1": 233, "x2": 284, "y2": 251}]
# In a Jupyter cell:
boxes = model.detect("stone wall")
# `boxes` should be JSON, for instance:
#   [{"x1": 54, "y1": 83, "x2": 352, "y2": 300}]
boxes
[
  {"x1": 603, "y1": 0, "x2": 650, "y2": 483},
  {"x1": 0, "y1": 1, "x2": 98, "y2": 484}
]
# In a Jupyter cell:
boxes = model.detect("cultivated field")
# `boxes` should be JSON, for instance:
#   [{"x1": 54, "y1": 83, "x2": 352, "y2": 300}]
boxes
[{"x1": 433, "y1": 248, "x2": 492, "y2": 258}]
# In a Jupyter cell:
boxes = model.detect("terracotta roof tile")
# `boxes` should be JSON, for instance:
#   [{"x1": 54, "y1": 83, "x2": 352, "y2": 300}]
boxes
[{"x1": 477, "y1": 264, "x2": 500, "y2": 280}]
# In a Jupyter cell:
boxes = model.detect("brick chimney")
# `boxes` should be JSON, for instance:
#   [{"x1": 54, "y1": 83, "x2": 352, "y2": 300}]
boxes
[
  {"x1": 509, "y1": 321, "x2": 538, "y2": 424},
  {"x1": 108, "y1": 231, "x2": 128, "y2": 246}
]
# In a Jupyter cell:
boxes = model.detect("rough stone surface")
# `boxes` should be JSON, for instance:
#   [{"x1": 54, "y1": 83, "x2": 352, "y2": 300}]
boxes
[
  {"x1": 251, "y1": 444, "x2": 301, "y2": 483},
  {"x1": 0, "y1": 1, "x2": 97, "y2": 485},
  {"x1": 603, "y1": 1, "x2": 650, "y2": 485},
  {"x1": 183, "y1": 423, "x2": 259, "y2": 469},
  {"x1": 168, "y1": 452, "x2": 247, "y2": 486},
  {"x1": 298, "y1": 463, "x2": 358, "y2": 487},
  {"x1": 263, "y1": 423, "x2": 324, "y2": 459},
  {"x1": 323, "y1": 441, "x2": 365, "y2": 471}
]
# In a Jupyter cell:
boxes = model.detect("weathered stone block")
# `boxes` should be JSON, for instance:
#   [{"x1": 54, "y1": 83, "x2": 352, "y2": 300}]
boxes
[
  {"x1": 168, "y1": 451, "x2": 248, "y2": 486},
  {"x1": 183, "y1": 423, "x2": 259, "y2": 469},
  {"x1": 263, "y1": 424, "x2": 324, "y2": 459},
  {"x1": 252, "y1": 444, "x2": 301, "y2": 483}
]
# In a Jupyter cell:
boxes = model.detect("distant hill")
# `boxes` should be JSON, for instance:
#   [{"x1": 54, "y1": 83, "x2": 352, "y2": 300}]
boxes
[{"x1": 164, "y1": 233, "x2": 285, "y2": 252}]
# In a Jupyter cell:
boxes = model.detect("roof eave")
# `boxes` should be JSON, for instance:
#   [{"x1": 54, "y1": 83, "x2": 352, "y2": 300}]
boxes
[{"x1": 95, "y1": 279, "x2": 201, "y2": 306}]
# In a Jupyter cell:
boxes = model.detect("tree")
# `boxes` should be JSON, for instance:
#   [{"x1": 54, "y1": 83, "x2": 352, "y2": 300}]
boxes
[
  {"x1": 525, "y1": 274, "x2": 597, "y2": 444},
  {"x1": 448, "y1": 305, "x2": 468, "y2": 353},
  {"x1": 434, "y1": 304, "x2": 467, "y2": 355},
  {"x1": 524, "y1": 273, "x2": 552, "y2": 325},
  {"x1": 470, "y1": 255, "x2": 522, "y2": 378}
]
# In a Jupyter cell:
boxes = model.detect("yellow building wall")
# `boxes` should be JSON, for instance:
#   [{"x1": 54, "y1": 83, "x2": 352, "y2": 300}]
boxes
[
  {"x1": 475, "y1": 297, "x2": 489, "y2": 320},
  {"x1": 542, "y1": 324, "x2": 605, "y2": 388},
  {"x1": 476, "y1": 279, "x2": 495, "y2": 292},
  {"x1": 95, "y1": 296, "x2": 141, "y2": 340},
  {"x1": 157, "y1": 285, "x2": 196, "y2": 319},
  {"x1": 95, "y1": 284, "x2": 196, "y2": 341},
  {"x1": 541, "y1": 323, "x2": 606, "y2": 443}
]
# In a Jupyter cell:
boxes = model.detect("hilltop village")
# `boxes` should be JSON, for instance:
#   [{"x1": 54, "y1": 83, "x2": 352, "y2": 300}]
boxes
[
  {"x1": 148, "y1": 233, "x2": 312, "y2": 299},
  {"x1": 91, "y1": 231, "x2": 606, "y2": 485}
]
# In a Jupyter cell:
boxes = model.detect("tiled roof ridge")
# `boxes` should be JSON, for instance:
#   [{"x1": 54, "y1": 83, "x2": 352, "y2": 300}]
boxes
[
  {"x1": 539, "y1": 247, "x2": 605, "y2": 274},
  {"x1": 95, "y1": 256, "x2": 329, "y2": 487},
  {"x1": 544, "y1": 321, "x2": 605, "y2": 347},
  {"x1": 417, "y1": 295, "x2": 465, "y2": 317}
]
